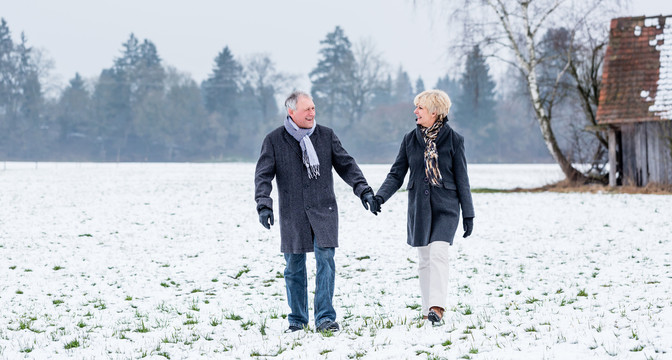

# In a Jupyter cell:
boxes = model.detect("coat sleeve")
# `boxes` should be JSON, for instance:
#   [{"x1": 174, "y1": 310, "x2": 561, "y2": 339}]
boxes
[
  {"x1": 376, "y1": 134, "x2": 409, "y2": 202},
  {"x1": 254, "y1": 134, "x2": 276, "y2": 212},
  {"x1": 330, "y1": 130, "x2": 371, "y2": 197},
  {"x1": 453, "y1": 134, "x2": 475, "y2": 218}
]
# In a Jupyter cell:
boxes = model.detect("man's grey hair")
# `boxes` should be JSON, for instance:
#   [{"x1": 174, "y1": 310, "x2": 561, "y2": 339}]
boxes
[{"x1": 284, "y1": 90, "x2": 312, "y2": 112}]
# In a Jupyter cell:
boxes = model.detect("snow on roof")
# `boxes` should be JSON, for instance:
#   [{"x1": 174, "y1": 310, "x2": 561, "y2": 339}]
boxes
[
  {"x1": 648, "y1": 18, "x2": 672, "y2": 119},
  {"x1": 597, "y1": 15, "x2": 672, "y2": 124}
]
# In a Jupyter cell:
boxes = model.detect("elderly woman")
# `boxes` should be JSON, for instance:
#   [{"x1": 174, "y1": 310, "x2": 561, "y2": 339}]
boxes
[{"x1": 375, "y1": 89, "x2": 474, "y2": 325}]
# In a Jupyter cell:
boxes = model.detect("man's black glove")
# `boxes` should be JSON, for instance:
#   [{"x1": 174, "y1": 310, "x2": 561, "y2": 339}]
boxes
[
  {"x1": 259, "y1": 207, "x2": 274, "y2": 229},
  {"x1": 462, "y1": 217, "x2": 473, "y2": 238},
  {"x1": 374, "y1": 195, "x2": 384, "y2": 213},
  {"x1": 360, "y1": 189, "x2": 378, "y2": 215}
]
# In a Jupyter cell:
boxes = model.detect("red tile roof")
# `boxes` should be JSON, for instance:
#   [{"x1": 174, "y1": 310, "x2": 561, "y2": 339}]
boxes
[{"x1": 597, "y1": 15, "x2": 672, "y2": 124}]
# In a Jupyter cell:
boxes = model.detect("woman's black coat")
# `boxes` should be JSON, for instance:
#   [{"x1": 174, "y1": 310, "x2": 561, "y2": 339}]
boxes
[{"x1": 376, "y1": 121, "x2": 474, "y2": 246}]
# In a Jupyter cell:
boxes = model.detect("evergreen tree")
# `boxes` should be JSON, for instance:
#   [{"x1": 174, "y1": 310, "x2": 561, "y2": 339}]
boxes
[
  {"x1": 58, "y1": 73, "x2": 92, "y2": 140},
  {"x1": 11, "y1": 32, "x2": 45, "y2": 158},
  {"x1": 0, "y1": 18, "x2": 15, "y2": 156},
  {"x1": 162, "y1": 67, "x2": 208, "y2": 160},
  {"x1": 454, "y1": 45, "x2": 497, "y2": 162},
  {"x1": 201, "y1": 46, "x2": 243, "y2": 158},
  {"x1": 371, "y1": 74, "x2": 394, "y2": 106},
  {"x1": 435, "y1": 74, "x2": 461, "y2": 112},
  {"x1": 415, "y1": 77, "x2": 425, "y2": 94},
  {"x1": 393, "y1": 66, "x2": 413, "y2": 103},
  {"x1": 202, "y1": 46, "x2": 241, "y2": 117},
  {"x1": 309, "y1": 26, "x2": 356, "y2": 128},
  {"x1": 93, "y1": 34, "x2": 166, "y2": 160}
]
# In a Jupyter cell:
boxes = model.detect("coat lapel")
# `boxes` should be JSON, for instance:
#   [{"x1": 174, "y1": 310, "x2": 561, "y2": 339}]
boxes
[{"x1": 281, "y1": 129, "x2": 303, "y2": 158}]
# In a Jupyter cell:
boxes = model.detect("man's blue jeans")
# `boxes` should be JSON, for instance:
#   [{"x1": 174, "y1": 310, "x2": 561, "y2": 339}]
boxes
[{"x1": 284, "y1": 240, "x2": 336, "y2": 329}]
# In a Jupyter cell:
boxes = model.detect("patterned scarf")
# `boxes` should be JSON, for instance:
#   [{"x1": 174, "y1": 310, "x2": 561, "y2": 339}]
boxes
[
  {"x1": 284, "y1": 116, "x2": 320, "y2": 179},
  {"x1": 422, "y1": 116, "x2": 445, "y2": 187}
]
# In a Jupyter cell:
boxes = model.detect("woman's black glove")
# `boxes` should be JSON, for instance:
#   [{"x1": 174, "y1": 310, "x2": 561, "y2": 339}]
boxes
[
  {"x1": 360, "y1": 189, "x2": 378, "y2": 215},
  {"x1": 259, "y1": 207, "x2": 274, "y2": 229},
  {"x1": 462, "y1": 217, "x2": 473, "y2": 238}
]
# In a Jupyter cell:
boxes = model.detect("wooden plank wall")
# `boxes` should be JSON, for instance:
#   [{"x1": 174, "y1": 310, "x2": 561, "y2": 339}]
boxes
[
  {"x1": 619, "y1": 121, "x2": 672, "y2": 186},
  {"x1": 620, "y1": 124, "x2": 638, "y2": 185},
  {"x1": 648, "y1": 121, "x2": 672, "y2": 184}
]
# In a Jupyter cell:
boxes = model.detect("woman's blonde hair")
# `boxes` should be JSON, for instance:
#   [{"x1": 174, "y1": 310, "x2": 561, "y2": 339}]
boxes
[{"x1": 414, "y1": 89, "x2": 452, "y2": 117}]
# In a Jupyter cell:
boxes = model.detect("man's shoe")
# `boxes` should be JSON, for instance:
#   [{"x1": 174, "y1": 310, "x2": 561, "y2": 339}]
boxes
[
  {"x1": 285, "y1": 325, "x2": 302, "y2": 333},
  {"x1": 316, "y1": 320, "x2": 340, "y2": 332}
]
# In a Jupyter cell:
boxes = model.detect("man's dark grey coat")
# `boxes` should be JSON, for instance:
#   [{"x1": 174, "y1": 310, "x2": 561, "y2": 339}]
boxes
[
  {"x1": 376, "y1": 122, "x2": 475, "y2": 246},
  {"x1": 255, "y1": 124, "x2": 371, "y2": 253}
]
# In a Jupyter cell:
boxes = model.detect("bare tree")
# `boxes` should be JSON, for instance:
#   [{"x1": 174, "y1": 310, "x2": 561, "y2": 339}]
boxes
[
  {"x1": 432, "y1": 0, "x2": 622, "y2": 182},
  {"x1": 348, "y1": 39, "x2": 389, "y2": 122},
  {"x1": 243, "y1": 54, "x2": 297, "y2": 121}
]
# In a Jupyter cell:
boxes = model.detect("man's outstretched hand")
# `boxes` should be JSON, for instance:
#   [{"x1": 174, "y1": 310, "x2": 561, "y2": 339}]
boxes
[
  {"x1": 259, "y1": 207, "x2": 274, "y2": 229},
  {"x1": 360, "y1": 189, "x2": 379, "y2": 215}
]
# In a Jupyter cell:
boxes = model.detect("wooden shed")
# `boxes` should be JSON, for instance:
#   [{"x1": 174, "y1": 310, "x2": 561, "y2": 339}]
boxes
[{"x1": 597, "y1": 15, "x2": 672, "y2": 186}]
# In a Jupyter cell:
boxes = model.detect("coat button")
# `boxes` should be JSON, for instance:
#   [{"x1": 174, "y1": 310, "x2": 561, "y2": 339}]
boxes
[
  {"x1": 305, "y1": 206, "x2": 310, "y2": 210},
  {"x1": 423, "y1": 177, "x2": 429, "y2": 183},
  {"x1": 424, "y1": 189, "x2": 429, "y2": 195}
]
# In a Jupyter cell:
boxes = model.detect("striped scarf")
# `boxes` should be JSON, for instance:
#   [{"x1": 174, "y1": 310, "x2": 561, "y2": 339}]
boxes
[
  {"x1": 284, "y1": 116, "x2": 320, "y2": 179},
  {"x1": 422, "y1": 117, "x2": 445, "y2": 187}
]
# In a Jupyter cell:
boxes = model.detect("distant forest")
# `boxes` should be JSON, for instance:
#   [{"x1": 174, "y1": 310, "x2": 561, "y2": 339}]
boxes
[{"x1": 1, "y1": 18, "x2": 558, "y2": 163}]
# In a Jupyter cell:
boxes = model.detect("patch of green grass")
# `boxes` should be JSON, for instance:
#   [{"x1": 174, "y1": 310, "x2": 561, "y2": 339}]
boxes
[
  {"x1": 241, "y1": 320, "x2": 254, "y2": 330},
  {"x1": 630, "y1": 344, "x2": 645, "y2": 352},
  {"x1": 16, "y1": 290, "x2": 23, "y2": 294},
  {"x1": 406, "y1": 303, "x2": 421, "y2": 310},
  {"x1": 53, "y1": 299, "x2": 64, "y2": 305},
  {"x1": 64, "y1": 338, "x2": 80, "y2": 349},
  {"x1": 348, "y1": 351, "x2": 367, "y2": 359},
  {"x1": 160, "y1": 282, "x2": 169, "y2": 288},
  {"x1": 135, "y1": 320, "x2": 150, "y2": 333},
  {"x1": 9, "y1": 265, "x2": 16, "y2": 270},
  {"x1": 577, "y1": 289, "x2": 588, "y2": 297},
  {"x1": 471, "y1": 188, "x2": 507, "y2": 193},
  {"x1": 210, "y1": 318, "x2": 221, "y2": 326},
  {"x1": 77, "y1": 320, "x2": 86, "y2": 328},
  {"x1": 232, "y1": 266, "x2": 250, "y2": 279},
  {"x1": 442, "y1": 339, "x2": 453, "y2": 346},
  {"x1": 355, "y1": 255, "x2": 370, "y2": 260},
  {"x1": 225, "y1": 313, "x2": 242, "y2": 321},
  {"x1": 184, "y1": 313, "x2": 198, "y2": 326},
  {"x1": 190, "y1": 288, "x2": 202, "y2": 293},
  {"x1": 53, "y1": 266, "x2": 64, "y2": 271},
  {"x1": 320, "y1": 349, "x2": 333, "y2": 355},
  {"x1": 125, "y1": 296, "x2": 133, "y2": 301},
  {"x1": 93, "y1": 300, "x2": 106, "y2": 310}
]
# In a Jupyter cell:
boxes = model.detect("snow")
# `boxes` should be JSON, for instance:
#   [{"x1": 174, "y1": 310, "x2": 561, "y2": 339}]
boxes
[
  {"x1": 1, "y1": 162, "x2": 670, "y2": 359},
  {"x1": 649, "y1": 17, "x2": 672, "y2": 120}
]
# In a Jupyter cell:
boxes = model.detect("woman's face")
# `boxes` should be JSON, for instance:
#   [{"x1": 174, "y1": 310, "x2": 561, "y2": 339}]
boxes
[{"x1": 414, "y1": 104, "x2": 438, "y2": 128}]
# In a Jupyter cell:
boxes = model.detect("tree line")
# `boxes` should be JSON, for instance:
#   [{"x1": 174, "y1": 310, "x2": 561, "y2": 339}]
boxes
[{"x1": 1, "y1": 17, "x2": 556, "y2": 163}]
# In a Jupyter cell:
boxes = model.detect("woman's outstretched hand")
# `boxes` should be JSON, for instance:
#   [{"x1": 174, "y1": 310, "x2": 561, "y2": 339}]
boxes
[{"x1": 463, "y1": 217, "x2": 473, "y2": 238}]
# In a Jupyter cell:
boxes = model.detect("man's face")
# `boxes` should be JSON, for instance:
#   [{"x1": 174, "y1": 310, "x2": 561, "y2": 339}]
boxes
[{"x1": 289, "y1": 96, "x2": 316, "y2": 129}]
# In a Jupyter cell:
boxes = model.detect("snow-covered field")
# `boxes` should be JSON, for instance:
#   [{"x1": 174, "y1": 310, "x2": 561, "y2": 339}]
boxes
[{"x1": 0, "y1": 162, "x2": 670, "y2": 359}]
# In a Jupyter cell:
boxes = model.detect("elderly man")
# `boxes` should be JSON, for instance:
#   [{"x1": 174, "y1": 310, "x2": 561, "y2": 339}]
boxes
[{"x1": 255, "y1": 90, "x2": 378, "y2": 333}]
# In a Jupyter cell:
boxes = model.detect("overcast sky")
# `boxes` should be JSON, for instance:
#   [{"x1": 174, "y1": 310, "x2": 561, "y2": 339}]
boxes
[{"x1": 3, "y1": 0, "x2": 672, "y2": 95}]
